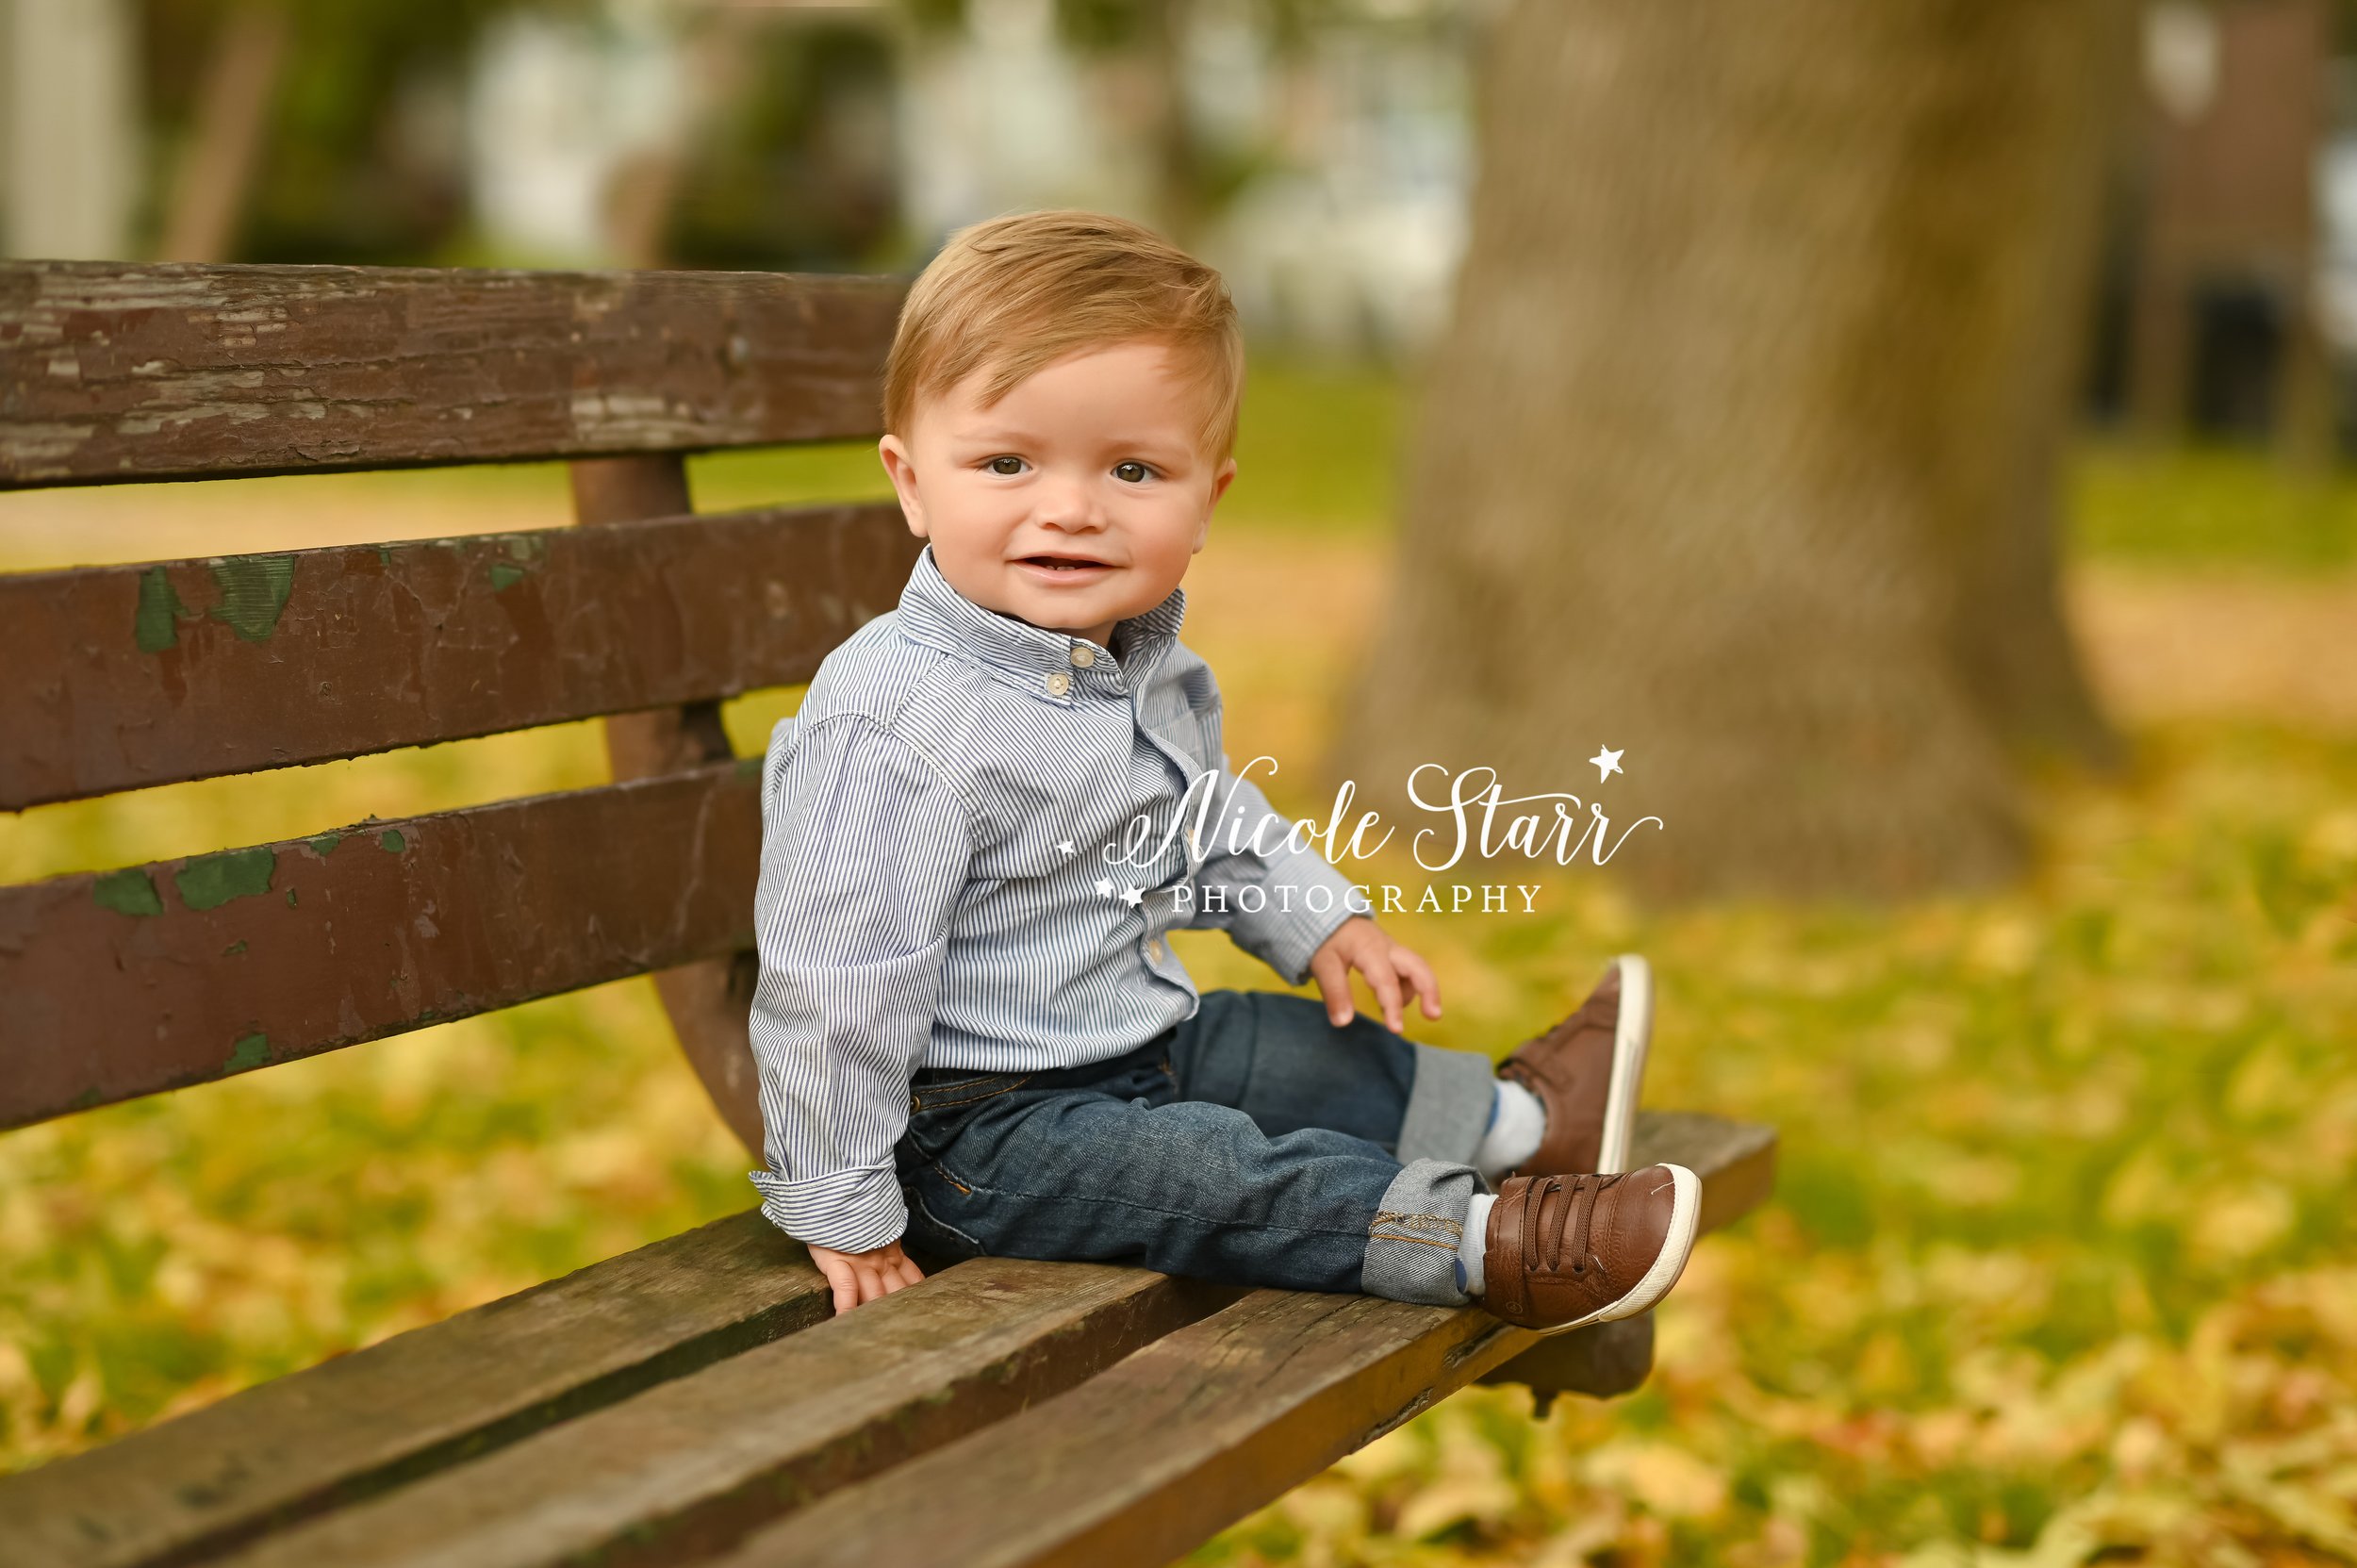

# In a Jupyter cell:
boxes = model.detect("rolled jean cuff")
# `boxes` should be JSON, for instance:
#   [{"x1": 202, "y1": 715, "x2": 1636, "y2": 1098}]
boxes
[
  {"x1": 1361, "y1": 1157, "x2": 1481, "y2": 1307},
  {"x1": 1396, "y1": 1043, "x2": 1497, "y2": 1169}
]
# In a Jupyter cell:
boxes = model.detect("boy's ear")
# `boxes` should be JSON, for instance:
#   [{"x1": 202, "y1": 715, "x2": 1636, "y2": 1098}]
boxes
[
  {"x1": 879, "y1": 434, "x2": 927, "y2": 537},
  {"x1": 1195, "y1": 456, "x2": 1236, "y2": 552}
]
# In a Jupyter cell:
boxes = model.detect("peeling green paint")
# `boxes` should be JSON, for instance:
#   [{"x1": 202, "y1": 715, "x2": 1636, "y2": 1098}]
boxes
[
  {"x1": 488, "y1": 562, "x2": 527, "y2": 591},
  {"x1": 376, "y1": 545, "x2": 394, "y2": 567},
  {"x1": 286, "y1": 889, "x2": 299, "y2": 906},
  {"x1": 207, "y1": 554, "x2": 296, "y2": 642},
  {"x1": 175, "y1": 848, "x2": 275, "y2": 911},
  {"x1": 223, "y1": 939, "x2": 247, "y2": 956},
  {"x1": 307, "y1": 831, "x2": 344, "y2": 857},
  {"x1": 378, "y1": 829, "x2": 407, "y2": 854},
  {"x1": 93, "y1": 867, "x2": 164, "y2": 916},
  {"x1": 134, "y1": 567, "x2": 187, "y2": 653},
  {"x1": 226, "y1": 1032, "x2": 271, "y2": 1072},
  {"x1": 505, "y1": 534, "x2": 543, "y2": 561}
]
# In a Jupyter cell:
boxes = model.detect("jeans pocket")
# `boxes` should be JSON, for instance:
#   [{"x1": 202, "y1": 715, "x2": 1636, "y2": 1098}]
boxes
[
  {"x1": 900, "y1": 1174, "x2": 988, "y2": 1262},
  {"x1": 900, "y1": 1108, "x2": 958, "y2": 1164}
]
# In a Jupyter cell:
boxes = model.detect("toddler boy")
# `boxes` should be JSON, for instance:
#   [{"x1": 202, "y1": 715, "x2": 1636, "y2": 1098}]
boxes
[{"x1": 748, "y1": 208, "x2": 1698, "y2": 1328}]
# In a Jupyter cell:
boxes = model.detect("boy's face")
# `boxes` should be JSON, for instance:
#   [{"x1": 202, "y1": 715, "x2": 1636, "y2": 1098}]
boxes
[{"x1": 878, "y1": 338, "x2": 1237, "y2": 650}]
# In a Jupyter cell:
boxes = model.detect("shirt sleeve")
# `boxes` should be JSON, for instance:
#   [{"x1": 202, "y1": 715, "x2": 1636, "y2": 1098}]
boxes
[
  {"x1": 746, "y1": 712, "x2": 975, "y2": 1253},
  {"x1": 1190, "y1": 748, "x2": 1365, "y2": 987}
]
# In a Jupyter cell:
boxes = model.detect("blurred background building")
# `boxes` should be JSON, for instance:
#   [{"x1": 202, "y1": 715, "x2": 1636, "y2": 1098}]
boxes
[
  {"x1": 0, "y1": 0, "x2": 1474, "y2": 358},
  {"x1": 4, "y1": 0, "x2": 2351, "y2": 416}
]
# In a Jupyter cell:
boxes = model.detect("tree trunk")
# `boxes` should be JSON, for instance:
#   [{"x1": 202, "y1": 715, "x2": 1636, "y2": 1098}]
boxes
[
  {"x1": 1328, "y1": 0, "x2": 2133, "y2": 904},
  {"x1": 158, "y1": 1, "x2": 289, "y2": 263}
]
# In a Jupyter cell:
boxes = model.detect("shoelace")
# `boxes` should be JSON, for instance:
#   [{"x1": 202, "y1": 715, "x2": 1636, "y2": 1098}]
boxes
[{"x1": 1521, "y1": 1171, "x2": 1625, "y2": 1282}]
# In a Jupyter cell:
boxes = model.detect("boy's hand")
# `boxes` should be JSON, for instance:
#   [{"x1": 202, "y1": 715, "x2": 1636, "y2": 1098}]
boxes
[
  {"x1": 807, "y1": 1239, "x2": 926, "y2": 1313},
  {"x1": 1307, "y1": 915, "x2": 1442, "y2": 1035}
]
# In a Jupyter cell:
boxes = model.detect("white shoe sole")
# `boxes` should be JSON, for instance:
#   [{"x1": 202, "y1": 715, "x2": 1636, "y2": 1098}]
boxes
[
  {"x1": 1527, "y1": 1162, "x2": 1699, "y2": 1335},
  {"x1": 1595, "y1": 953, "x2": 1651, "y2": 1175}
]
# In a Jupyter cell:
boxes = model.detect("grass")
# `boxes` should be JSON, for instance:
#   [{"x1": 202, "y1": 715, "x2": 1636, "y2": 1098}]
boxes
[
  {"x1": 2, "y1": 361, "x2": 2355, "y2": 1563},
  {"x1": 2069, "y1": 442, "x2": 2357, "y2": 572}
]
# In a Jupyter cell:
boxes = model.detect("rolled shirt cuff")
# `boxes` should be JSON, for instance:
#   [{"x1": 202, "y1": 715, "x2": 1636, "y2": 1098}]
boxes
[
  {"x1": 1228, "y1": 847, "x2": 1366, "y2": 986},
  {"x1": 750, "y1": 1163, "x2": 909, "y2": 1254}
]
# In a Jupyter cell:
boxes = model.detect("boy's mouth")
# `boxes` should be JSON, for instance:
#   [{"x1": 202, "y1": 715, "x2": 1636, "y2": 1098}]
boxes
[{"x1": 1015, "y1": 554, "x2": 1114, "y2": 577}]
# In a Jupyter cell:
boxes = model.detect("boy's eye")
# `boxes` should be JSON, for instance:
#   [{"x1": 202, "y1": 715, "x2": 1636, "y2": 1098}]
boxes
[
  {"x1": 1113, "y1": 461, "x2": 1153, "y2": 484},
  {"x1": 987, "y1": 456, "x2": 1026, "y2": 476}
]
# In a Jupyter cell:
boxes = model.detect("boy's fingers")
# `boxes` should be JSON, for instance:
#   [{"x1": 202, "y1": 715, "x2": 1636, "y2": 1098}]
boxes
[
  {"x1": 1401, "y1": 950, "x2": 1443, "y2": 1016},
  {"x1": 1309, "y1": 948, "x2": 1354, "y2": 1026},
  {"x1": 1367, "y1": 959, "x2": 1405, "y2": 1033}
]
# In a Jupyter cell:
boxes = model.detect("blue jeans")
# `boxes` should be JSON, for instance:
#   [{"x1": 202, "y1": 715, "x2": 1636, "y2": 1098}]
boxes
[{"x1": 893, "y1": 988, "x2": 1498, "y2": 1305}]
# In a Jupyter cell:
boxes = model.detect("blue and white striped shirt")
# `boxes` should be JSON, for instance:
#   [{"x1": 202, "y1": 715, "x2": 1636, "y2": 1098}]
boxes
[{"x1": 747, "y1": 542, "x2": 1366, "y2": 1251}]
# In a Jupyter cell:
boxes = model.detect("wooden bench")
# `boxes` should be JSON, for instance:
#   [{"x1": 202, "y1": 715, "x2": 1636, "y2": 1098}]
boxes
[{"x1": 0, "y1": 258, "x2": 1778, "y2": 1568}]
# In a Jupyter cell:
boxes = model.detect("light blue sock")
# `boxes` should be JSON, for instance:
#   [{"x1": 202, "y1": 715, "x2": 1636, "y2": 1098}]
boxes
[
  {"x1": 1473, "y1": 1079, "x2": 1545, "y2": 1183},
  {"x1": 1457, "y1": 1192, "x2": 1496, "y2": 1296}
]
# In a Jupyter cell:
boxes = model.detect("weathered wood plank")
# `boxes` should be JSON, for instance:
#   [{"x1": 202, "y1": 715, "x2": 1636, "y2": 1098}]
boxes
[
  {"x1": 750, "y1": 1288, "x2": 1526, "y2": 1568},
  {"x1": 0, "y1": 764, "x2": 760, "y2": 1130},
  {"x1": 0, "y1": 1211, "x2": 828, "y2": 1568},
  {"x1": 0, "y1": 261, "x2": 903, "y2": 488},
  {"x1": 207, "y1": 1262, "x2": 1243, "y2": 1568},
  {"x1": 1475, "y1": 1310, "x2": 1655, "y2": 1408},
  {"x1": 0, "y1": 502, "x2": 917, "y2": 810},
  {"x1": 711, "y1": 1113, "x2": 1778, "y2": 1568}
]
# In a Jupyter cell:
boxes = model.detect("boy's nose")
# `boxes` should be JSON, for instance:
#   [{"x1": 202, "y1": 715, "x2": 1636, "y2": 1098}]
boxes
[{"x1": 1032, "y1": 474, "x2": 1107, "y2": 532}]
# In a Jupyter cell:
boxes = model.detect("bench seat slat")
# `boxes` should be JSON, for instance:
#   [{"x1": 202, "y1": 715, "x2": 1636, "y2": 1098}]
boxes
[
  {"x1": 209, "y1": 1263, "x2": 1239, "y2": 1568},
  {"x1": 717, "y1": 1114, "x2": 1779, "y2": 1568},
  {"x1": 139, "y1": 1115, "x2": 1765, "y2": 1568},
  {"x1": 0, "y1": 503, "x2": 917, "y2": 810},
  {"x1": 0, "y1": 1211, "x2": 827, "y2": 1568},
  {"x1": 0, "y1": 764, "x2": 760, "y2": 1130},
  {"x1": 0, "y1": 262, "x2": 903, "y2": 489}
]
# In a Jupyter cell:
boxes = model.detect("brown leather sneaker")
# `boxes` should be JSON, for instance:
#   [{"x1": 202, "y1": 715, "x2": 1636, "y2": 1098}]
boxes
[
  {"x1": 1495, "y1": 953, "x2": 1652, "y2": 1178},
  {"x1": 1479, "y1": 1164, "x2": 1698, "y2": 1332}
]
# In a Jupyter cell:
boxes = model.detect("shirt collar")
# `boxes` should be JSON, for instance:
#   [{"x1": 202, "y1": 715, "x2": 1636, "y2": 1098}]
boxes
[{"x1": 895, "y1": 541, "x2": 1187, "y2": 704}]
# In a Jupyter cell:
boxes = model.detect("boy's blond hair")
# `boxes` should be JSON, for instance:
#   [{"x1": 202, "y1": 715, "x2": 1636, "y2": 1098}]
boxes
[{"x1": 882, "y1": 208, "x2": 1245, "y2": 465}]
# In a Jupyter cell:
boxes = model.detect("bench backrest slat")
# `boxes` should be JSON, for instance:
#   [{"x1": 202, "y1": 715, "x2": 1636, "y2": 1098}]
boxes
[
  {"x1": 0, "y1": 262, "x2": 903, "y2": 487},
  {"x1": 0, "y1": 763, "x2": 762, "y2": 1131},
  {"x1": 0, "y1": 259, "x2": 918, "y2": 1135},
  {"x1": 0, "y1": 503, "x2": 916, "y2": 810}
]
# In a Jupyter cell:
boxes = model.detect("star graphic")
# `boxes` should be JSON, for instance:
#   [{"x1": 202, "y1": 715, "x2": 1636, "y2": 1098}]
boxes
[
  {"x1": 1094, "y1": 877, "x2": 1115, "y2": 898},
  {"x1": 1057, "y1": 839, "x2": 1077, "y2": 856},
  {"x1": 1119, "y1": 884, "x2": 1145, "y2": 908},
  {"x1": 1590, "y1": 746, "x2": 1624, "y2": 782}
]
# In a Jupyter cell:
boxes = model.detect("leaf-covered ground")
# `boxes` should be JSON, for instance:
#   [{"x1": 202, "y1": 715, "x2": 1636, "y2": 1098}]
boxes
[{"x1": 2, "y1": 402, "x2": 2353, "y2": 1563}]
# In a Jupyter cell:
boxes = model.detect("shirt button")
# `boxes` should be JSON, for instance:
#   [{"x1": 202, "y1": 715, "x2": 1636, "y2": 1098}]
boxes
[
  {"x1": 1069, "y1": 643, "x2": 1097, "y2": 668},
  {"x1": 1044, "y1": 670, "x2": 1072, "y2": 697}
]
